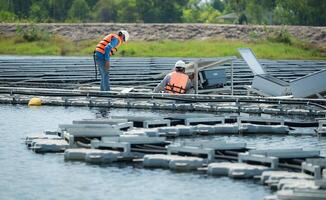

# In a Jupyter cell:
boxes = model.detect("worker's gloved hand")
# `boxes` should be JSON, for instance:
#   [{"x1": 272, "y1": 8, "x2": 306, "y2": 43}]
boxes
[{"x1": 105, "y1": 61, "x2": 110, "y2": 71}]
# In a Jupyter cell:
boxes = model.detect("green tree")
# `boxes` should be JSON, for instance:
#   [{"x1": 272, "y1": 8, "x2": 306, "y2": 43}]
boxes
[
  {"x1": 48, "y1": 0, "x2": 73, "y2": 21},
  {"x1": 181, "y1": 0, "x2": 201, "y2": 23},
  {"x1": 0, "y1": 0, "x2": 325, "y2": 25},
  {"x1": 0, "y1": 0, "x2": 12, "y2": 11},
  {"x1": 308, "y1": 0, "x2": 326, "y2": 26},
  {"x1": 274, "y1": 0, "x2": 326, "y2": 26},
  {"x1": 224, "y1": 0, "x2": 278, "y2": 24},
  {"x1": 212, "y1": 0, "x2": 225, "y2": 12},
  {"x1": 116, "y1": 0, "x2": 139, "y2": 22},
  {"x1": 29, "y1": 1, "x2": 49, "y2": 22},
  {"x1": 7, "y1": 0, "x2": 32, "y2": 18},
  {"x1": 224, "y1": 0, "x2": 247, "y2": 24},
  {"x1": 199, "y1": 7, "x2": 221, "y2": 23},
  {"x1": 92, "y1": 0, "x2": 118, "y2": 22},
  {"x1": 136, "y1": 0, "x2": 187, "y2": 23},
  {"x1": 68, "y1": 0, "x2": 91, "y2": 22},
  {"x1": 182, "y1": 0, "x2": 221, "y2": 23},
  {"x1": 0, "y1": 0, "x2": 16, "y2": 22},
  {"x1": 245, "y1": 0, "x2": 276, "y2": 24},
  {"x1": 85, "y1": 0, "x2": 99, "y2": 7},
  {"x1": 226, "y1": 0, "x2": 246, "y2": 14}
]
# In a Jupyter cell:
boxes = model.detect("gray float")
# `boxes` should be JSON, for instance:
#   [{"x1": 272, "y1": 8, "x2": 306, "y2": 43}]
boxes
[
  {"x1": 143, "y1": 154, "x2": 204, "y2": 171},
  {"x1": 207, "y1": 162, "x2": 269, "y2": 178},
  {"x1": 276, "y1": 189, "x2": 326, "y2": 200},
  {"x1": 30, "y1": 139, "x2": 69, "y2": 153},
  {"x1": 260, "y1": 171, "x2": 313, "y2": 186}
]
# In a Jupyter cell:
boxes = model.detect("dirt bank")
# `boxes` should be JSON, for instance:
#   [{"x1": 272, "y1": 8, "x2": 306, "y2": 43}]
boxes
[{"x1": 0, "y1": 23, "x2": 325, "y2": 49}]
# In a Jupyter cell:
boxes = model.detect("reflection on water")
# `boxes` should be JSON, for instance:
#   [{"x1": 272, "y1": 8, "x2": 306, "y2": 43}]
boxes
[
  {"x1": 96, "y1": 107, "x2": 111, "y2": 118},
  {"x1": 1, "y1": 104, "x2": 324, "y2": 200}
]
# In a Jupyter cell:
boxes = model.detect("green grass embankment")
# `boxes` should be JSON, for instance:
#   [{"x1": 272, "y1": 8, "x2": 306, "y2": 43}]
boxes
[{"x1": 0, "y1": 35, "x2": 325, "y2": 60}]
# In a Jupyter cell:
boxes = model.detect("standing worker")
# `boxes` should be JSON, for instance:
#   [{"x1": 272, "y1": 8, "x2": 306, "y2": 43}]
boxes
[
  {"x1": 94, "y1": 30, "x2": 129, "y2": 91},
  {"x1": 153, "y1": 60, "x2": 194, "y2": 94}
]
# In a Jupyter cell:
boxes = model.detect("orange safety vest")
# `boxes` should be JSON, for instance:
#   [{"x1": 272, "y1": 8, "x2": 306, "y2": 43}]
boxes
[
  {"x1": 95, "y1": 34, "x2": 122, "y2": 56},
  {"x1": 165, "y1": 71, "x2": 189, "y2": 94}
]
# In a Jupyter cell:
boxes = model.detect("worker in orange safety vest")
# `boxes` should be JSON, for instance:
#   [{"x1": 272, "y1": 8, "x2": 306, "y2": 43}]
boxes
[
  {"x1": 153, "y1": 60, "x2": 193, "y2": 94},
  {"x1": 94, "y1": 30, "x2": 129, "y2": 91}
]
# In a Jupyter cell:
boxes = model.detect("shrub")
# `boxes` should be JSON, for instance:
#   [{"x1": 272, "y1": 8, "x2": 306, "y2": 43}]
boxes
[
  {"x1": 52, "y1": 35, "x2": 73, "y2": 56},
  {"x1": 248, "y1": 30, "x2": 259, "y2": 40},
  {"x1": 0, "y1": 11, "x2": 17, "y2": 22},
  {"x1": 267, "y1": 28, "x2": 292, "y2": 44},
  {"x1": 16, "y1": 24, "x2": 52, "y2": 42}
]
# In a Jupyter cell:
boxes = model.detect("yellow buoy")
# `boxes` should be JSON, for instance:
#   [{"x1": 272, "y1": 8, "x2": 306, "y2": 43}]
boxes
[{"x1": 28, "y1": 97, "x2": 42, "y2": 106}]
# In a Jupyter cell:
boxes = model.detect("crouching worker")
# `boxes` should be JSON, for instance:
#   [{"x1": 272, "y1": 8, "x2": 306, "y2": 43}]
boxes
[{"x1": 153, "y1": 60, "x2": 194, "y2": 94}]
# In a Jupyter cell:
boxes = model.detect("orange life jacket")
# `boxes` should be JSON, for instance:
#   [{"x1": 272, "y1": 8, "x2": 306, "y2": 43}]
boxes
[
  {"x1": 95, "y1": 34, "x2": 122, "y2": 56},
  {"x1": 165, "y1": 71, "x2": 189, "y2": 94}
]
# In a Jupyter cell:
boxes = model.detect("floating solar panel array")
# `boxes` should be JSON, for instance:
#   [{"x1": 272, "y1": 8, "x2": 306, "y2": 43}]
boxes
[{"x1": 0, "y1": 56, "x2": 325, "y2": 96}]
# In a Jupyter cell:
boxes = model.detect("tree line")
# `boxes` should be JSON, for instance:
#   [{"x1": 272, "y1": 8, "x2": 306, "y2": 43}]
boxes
[{"x1": 0, "y1": 0, "x2": 325, "y2": 26}]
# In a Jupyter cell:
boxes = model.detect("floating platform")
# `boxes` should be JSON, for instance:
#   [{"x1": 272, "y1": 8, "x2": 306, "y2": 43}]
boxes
[
  {"x1": 24, "y1": 118, "x2": 326, "y2": 200},
  {"x1": 23, "y1": 115, "x2": 324, "y2": 160}
]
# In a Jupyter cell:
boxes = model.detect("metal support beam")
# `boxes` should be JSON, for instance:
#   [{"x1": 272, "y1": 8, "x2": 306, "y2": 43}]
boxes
[
  {"x1": 231, "y1": 60, "x2": 234, "y2": 96},
  {"x1": 194, "y1": 62, "x2": 199, "y2": 94}
]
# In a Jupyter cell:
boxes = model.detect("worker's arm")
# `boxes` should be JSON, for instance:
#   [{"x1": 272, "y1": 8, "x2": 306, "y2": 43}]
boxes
[
  {"x1": 104, "y1": 37, "x2": 119, "y2": 70},
  {"x1": 185, "y1": 79, "x2": 194, "y2": 94},
  {"x1": 153, "y1": 75, "x2": 171, "y2": 93}
]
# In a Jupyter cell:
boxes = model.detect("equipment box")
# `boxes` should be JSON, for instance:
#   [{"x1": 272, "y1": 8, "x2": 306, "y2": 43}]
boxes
[{"x1": 199, "y1": 68, "x2": 226, "y2": 89}]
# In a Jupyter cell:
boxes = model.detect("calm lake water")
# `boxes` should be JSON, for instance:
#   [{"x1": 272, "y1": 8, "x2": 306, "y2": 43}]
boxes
[{"x1": 1, "y1": 104, "x2": 325, "y2": 200}]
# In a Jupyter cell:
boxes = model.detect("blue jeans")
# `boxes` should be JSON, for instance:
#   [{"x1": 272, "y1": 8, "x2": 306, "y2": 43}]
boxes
[{"x1": 96, "y1": 56, "x2": 110, "y2": 91}]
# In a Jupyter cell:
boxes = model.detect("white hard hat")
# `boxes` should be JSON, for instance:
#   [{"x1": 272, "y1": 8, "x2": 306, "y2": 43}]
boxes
[
  {"x1": 120, "y1": 30, "x2": 129, "y2": 42},
  {"x1": 174, "y1": 60, "x2": 186, "y2": 69}
]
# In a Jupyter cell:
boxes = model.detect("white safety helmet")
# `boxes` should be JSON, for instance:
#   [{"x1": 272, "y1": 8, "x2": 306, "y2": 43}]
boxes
[
  {"x1": 119, "y1": 30, "x2": 129, "y2": 42},
  {"x1": 174, "y1": 60, "x2": 186, "y2": 69}
]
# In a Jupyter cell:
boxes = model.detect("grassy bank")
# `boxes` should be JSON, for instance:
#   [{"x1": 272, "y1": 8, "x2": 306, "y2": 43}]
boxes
[{"x1": 0, "y1": 35, "x2": 325, "y2": 59}]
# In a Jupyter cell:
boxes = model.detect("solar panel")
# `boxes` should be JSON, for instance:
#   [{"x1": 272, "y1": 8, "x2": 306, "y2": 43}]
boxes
[
  {"x1": 238, "y1": 48, "x2": 266, "y2": 75},
  {"x1": 290, "y1": 69, "x2": 326, "y2": 98}
]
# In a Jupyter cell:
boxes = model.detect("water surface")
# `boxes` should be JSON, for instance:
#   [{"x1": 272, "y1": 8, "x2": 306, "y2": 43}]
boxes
[{"x1": 1, "y1": 105, "x2": 324, "y2": 200}]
